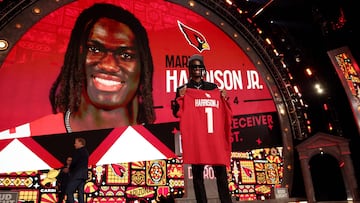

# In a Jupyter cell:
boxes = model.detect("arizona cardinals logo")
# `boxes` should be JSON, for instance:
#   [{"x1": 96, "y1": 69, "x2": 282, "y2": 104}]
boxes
[
  {"x1": 111, "y1": 163, "x2": 126, "y2": 177},
  {"x1": 242, "y1": 166, "x2": 253, "y2": 178},
  {"x1": 177, "y1": 20, "x2": 210, "y2": 52}
]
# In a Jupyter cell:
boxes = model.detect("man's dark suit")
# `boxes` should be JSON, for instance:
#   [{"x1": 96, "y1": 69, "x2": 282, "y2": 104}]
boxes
[{"x1": 66, "y1": 146, "x2": 89, "y2": 203}]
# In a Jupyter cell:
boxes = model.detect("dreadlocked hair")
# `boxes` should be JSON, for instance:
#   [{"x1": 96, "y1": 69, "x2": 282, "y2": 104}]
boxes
[{"x1": 49, "y1": 3, "x2": 155, "y2": 124}]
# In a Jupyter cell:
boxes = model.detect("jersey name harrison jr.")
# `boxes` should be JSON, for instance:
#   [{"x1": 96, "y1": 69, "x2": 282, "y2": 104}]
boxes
[{"x1": 194, "y1": 99, "x2": 219, "y2": 108}]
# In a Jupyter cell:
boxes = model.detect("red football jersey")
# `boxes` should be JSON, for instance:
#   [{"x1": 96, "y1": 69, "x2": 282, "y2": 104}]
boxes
[{"x1": 176, "y1": 88, "x2": 232, "y2": 166}]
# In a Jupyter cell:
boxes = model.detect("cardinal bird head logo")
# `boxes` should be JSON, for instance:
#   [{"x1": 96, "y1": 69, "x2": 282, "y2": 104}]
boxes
[
  {"x1": 111, "y1": 163, "x2": 126, "y2": 177},
  {"x1": 177, "y1": 20, "x2": 210, "y2": 53},
  {"x1": 242, "y1": 166, "x2": 253, "y2": 178}
]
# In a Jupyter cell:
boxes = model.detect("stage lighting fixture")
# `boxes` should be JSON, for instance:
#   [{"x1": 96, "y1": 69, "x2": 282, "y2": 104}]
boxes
[{"x1": 0, "y1": 39, "x2": 9, "y2": 51}]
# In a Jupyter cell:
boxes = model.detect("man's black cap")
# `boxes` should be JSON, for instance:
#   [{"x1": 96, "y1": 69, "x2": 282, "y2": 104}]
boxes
[{"x1": 188, "y1": 54, "x2": 204, "y2": 66}]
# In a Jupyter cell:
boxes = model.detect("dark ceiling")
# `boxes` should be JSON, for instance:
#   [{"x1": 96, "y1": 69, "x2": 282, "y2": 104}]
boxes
[{"x1": 236, "y1": 0, "x2": 359, "y2": 68}]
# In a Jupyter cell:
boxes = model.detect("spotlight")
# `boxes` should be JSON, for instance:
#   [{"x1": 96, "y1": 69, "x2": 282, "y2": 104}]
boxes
[
  {"x1": 32, "y1": 7, "x2": 41, "y2": 15},
  {"x1": 0, "y1": 39, "x2": 9, "y2": 51}
]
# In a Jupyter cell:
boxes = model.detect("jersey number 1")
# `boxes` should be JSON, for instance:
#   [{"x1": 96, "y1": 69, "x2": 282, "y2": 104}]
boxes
[{"x1": 205, "y1": 107, "x2": 214, "y2": 133}]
